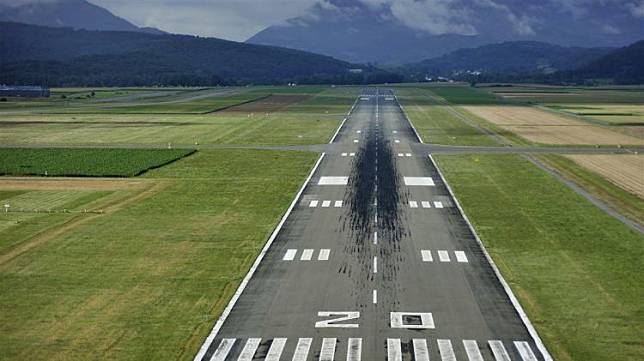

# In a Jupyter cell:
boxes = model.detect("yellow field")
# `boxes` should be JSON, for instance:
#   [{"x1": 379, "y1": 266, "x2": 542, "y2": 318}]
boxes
[
  {"x1": 462, "y1": 105, "x2": 644, "y2": 145},
  {"x1": 564, "y1": 155, "x2": 644, "y2": 198}
]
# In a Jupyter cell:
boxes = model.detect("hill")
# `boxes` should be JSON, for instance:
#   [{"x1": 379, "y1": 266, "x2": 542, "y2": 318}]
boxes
[
  {"x1": 0, "y1": 0, "x2": 163, "y2": 34},
  {"x1": 248, "y1": 0, "x2": 644, "y2": 65},
  {"x1": 405, "y1": 41, "x2": 613, "y2": 79},
  {"x1": 0, "y1": 22, "x2": 396, "y2": 86},
  {"x1": 564, "y1": 40, "x2": 644, "y2": 85}
]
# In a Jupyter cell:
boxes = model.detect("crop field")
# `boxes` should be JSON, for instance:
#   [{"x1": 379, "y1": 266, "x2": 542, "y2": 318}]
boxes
[
  {"x1": 485, "y1": 85, "x2": 644, "y2": 104},
  {"x1": 544, "y1": 104, "x2": 644, "y2": 126},
  {"x1": 423, "y1": 84, "x2": 503, "y2": 104},
  {"x1": 435, "y1": 154, "x2": 643, "y2": 361},
  {"x1": 0, "y1": 148, "x2": 195, "y2": 177},
  {"x1": 563, "y1": 155, "x2": 644, "y2": 198},
  {"x1": 461, "y1": 105, "x2": 644, "y2": 145},
  {"x1": 0, "y1": 149, "x2": 318, "y2": 360}
]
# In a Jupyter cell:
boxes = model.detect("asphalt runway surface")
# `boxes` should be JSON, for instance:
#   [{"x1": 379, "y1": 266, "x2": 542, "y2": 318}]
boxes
[{"x1": 194, "y1": 88, "x2": 550, "y2": 361}]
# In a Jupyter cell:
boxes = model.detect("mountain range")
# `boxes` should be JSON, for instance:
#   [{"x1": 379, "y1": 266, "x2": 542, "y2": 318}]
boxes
[
  {"x1": 248, "y1": 0, "x2": 644, "y2": 65},
  {"x1": 0, "y1": 0, "x2": 164, "y2": 34}
]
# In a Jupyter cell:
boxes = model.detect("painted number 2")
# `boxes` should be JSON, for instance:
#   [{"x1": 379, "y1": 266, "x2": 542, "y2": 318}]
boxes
[
  {"x1": 315, "y1": 312, "x2": 435, "y2": 329},
  {"x1": 315, "y1": 312, "x2": 360, "y2": 328}
]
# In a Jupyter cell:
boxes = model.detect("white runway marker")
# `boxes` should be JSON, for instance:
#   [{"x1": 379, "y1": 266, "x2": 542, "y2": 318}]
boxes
[
  {"x1": 421, "y1": 201, "x2": 431, "y2": 208},
  {"x1": 291, "y1": 338, "x2": 312, "y2": 361},
  {"x1": 373, "y1": 289, "x2": 377, "y2": 304},
  {"x1": 265, "y1": 338, "x2": 287, "y2": 361},
  {"x1": 387, "y1": 339, "x2": 402, "y2": 361},
  {"x1": 438, "y1": 250, "x2": 451, "y2": 262},
  {"x1": 334, "y1": 200, "x2": 343, "y2": 208},
  {"x1": 309, "y1": 200, "x2": 318, "y2": 208},
  {"x1": 210, "y1": 339, "x2": 235, "y2": 361},
  {"x1": 301, "y1": 249, "x2": 314, "y2": 261},
  {"x1": 434, "y1": 201, "x2": 444, "y2": 208},
  {"x1": 421, "y1": 250, "x2": 433, "y2": 262},
  {"x1": 354, "y1": 139, "x2": 359, "y2": 143},
  {"x1": 438, "y1": 339, "x2": 456, "y2": 361},
  {"x1": 404, "y1": 177, "x2": 435, "y2": 186},
  {"x1": 395, "y1": 139, "x2": 401, "y2": 143},
  {"x1": 283, "y1": 249, "x2": 297, "y2": 261},
  {"x1": 318, "y1": 249, "x2": 330, "y2": 261},
  {"x1": 322, "y1": 200, "x2": 331, "y2": 208},
  {"x1": 406, "y1": 153, "x2": 412, "y2": 157},
  {"x1": 455, "y1": 251, "x2": 469, "y2": 263},
  {"x1": 413, "y1": 339, "x2": 430, "y2": 361},
  {"x1": 356, "y1": 130, "x2": 362, "y2": 134},
  {"x1": 398, "y1": 153, "x2": 404, "y2": 157},
  {"x1": 489, "y1": 341, "x2": 511, "y2": 361},
  {"x1": 374, "y1": 231, "x2": 378, "y2": 245},
  {"x1": 409, "y1": 201, "x2": 418, "y2": 208},
  {"x1": 347, "y1": 338, "x2": 362, "y2": 361},
  {"x1": 318, "y1": 177, "x2": 349, "y2": 185},
  {"x1": 373, "y1": 256, "x2": 378, "y2": 273},
  {"x1": 320, "y1": 338, "x2": 337, "y2": 361},
  {"x1": 349, "y1": 152, "x2": 356, "y2": 157},
  {"x1": 463, "y1": 340, "x2": 484, "y2": 361},
  {"x1": 393, "y1": 130, "x2": 398, "y2": 133},
  {"x1": 514, "y1": 341, "x2": 538, "y2": 361},
  {"x1": 237, "y1": 338, "x2": 261, "y2": 361},
  {"x1": 390, "y1": 312, "x2": 435, "y2": 329},
  {"x1": 341, "y1": 153, "x2": 348, "y2": 157}
]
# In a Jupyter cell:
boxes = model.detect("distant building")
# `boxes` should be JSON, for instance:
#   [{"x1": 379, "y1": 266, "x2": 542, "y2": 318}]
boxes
[
  {"x1": 348, "y1": 68, "x2": 363, "y2": 74},
  {"x1": 0, "y1": 85, "x2": 50, "y2": 98}
]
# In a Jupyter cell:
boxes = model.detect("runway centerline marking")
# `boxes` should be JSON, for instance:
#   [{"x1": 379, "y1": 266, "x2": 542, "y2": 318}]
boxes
[
  {"x1": 373, "y1": 256, "x2": 378, "y2": 273},
  {"x1": 373, "y1": 289, "x2": 377, "y2": 304}
]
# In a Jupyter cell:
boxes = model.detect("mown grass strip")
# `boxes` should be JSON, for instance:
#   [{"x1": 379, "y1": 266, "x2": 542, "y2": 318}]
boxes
[
  {"x1": 435, "y1": 154, "x2": 643, "y2": 361},
  {"x1": 0, "y1": 148, "x2": 196, "y2": 177}
]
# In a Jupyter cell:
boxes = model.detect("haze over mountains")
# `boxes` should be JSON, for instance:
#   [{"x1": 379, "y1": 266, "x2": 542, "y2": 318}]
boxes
[
  {"x1": 248, "y1": 0, "x2": 644, "y2": 64},
  {"x1": 0, "y1": 0, "x2": 164, "y2": 34}
]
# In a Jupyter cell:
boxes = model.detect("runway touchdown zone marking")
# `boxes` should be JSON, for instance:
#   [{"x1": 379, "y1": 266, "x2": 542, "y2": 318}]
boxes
[
  {"x1": 308, "y1": 200, "x2": 343, "y2": 208},
  {"x1": 421, "y1": 250, "x2": 469, "y2": 263},
  {"x1": 404, "y1": 177, "x2": 435, "y2": 186},
  {"x1": 318, "y1": 177, "x2": 349, "y2": 185},
  {"x1": 407, "y1": 200, "x2": 448, "y2": 209},
  {"x1": 282, "y1": 249, "x2": 330, "y2": 261}
]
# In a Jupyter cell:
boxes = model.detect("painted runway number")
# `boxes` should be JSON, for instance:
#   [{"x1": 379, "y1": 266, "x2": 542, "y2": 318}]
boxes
[{"x1": 315, "y1": 311, "x2": 360, "y2": 328}]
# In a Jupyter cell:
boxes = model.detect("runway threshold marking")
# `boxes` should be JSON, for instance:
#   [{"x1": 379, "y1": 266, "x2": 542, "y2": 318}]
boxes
[
  {"x1": 237, "y1": 338, "x2": 261, "y2": 361},
  {"x1": 319, "y1": 338, "x2": 337, "y2": 361},
  {"x1": 515, "y1": 341, "x2": 539, "y2": 361},
  {"x1": 309, "y1": 200, "x2": 319, "y2": 207},
  {"x1": 318, "y1": 249, "x2": 330, "y2": 261},
  {"x1": 404, "y1": 177, "x2": 435, "y2": 186},
  {"x1": 409, "y1": 201, "x2": 419, "y2": 208},
  {"x1": 463, "y1": 340, "x2": 484, "y2": 361},
  {"x1": 300, "y1": 249, "x2": 314, "y2": 261},
  {"x1": 209, "y1": 338, "x2": 235, "y2": 361},
  {"x1": 421, "y1": 250, "x2": 433, "y2": 262},
  {"x1": 455, "y1": 251, "x2": 469, "y2": 263},
  {"x1": 437, "y1": 339, "x2": 456, "y2": 361},
  {"x1": 347, "y1": 338, "x2": 362, "y2": 361},
  {"x1": 413, "y1": 339, "x2": 430, "y2": 361},
  {"x1": 265, "y1": 338, "x2": 287, "y2": 361},
  {"x1": 318, "y1": 177, "x2": 349, "y2": 185},
  {"x1": 489, "y1": 340, "x2": 512, "y2": 361},
  {"x1": 283, "y1": 249, "x2": 297, "y2": 261},
  {"x1": 387, "y1": 339, "x2": 402, "y2": 361},
  {"x1": 438, "y1": 250, "x2": 451, "y2": 262},
  {"x1": 292, "y1": 338, "x2": 312, "y2": 361},
  {"x1": 421, "y1": 201, "x2": 432, "y2": 208}
]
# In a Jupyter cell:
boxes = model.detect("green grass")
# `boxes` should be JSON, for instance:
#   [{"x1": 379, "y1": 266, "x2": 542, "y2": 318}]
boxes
[
  {"x1": 0, "y1": 149, "x2": 318, "y2": 360},
  {"x1": 427, "y1": 85, "x2": 503, "y2": 105},
  {"x1": 435, "y1": 154, "x2": 643, "y2": 361},
  {"x1": 0, "y1": 148, "x2": 195, "y2": 177},
  {"x1": 396, "y1": 87, "x2": 500, "y2": 146}
]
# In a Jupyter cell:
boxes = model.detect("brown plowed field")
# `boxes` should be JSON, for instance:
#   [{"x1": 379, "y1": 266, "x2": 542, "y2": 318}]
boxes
[
  {"x1": 463, "y1": 105, "x2": 644, "y2": 145},
  {"x1": 222, "y1": 94, "x2": 310, "y2": 113},
  {"x1": 565, "y1": 155, "x2": 644, "y2": 198},
  {"x1": 0, "y1": 177, "x2": 147, "y2": 191}
]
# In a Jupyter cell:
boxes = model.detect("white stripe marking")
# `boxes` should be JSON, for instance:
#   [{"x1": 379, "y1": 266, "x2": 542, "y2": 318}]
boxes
[
  {"x1": 373, "y1": 289, "x2": 377, "y2": 304},
  {"x1": 421, "y1": 250, "x2": 433, "y2": 262},
  {"x1": 301, "y1": 249, "x2": 314, "y2": 261},
  {"x1": 387, "y1": 339, "x2": 402, "y2": 361},
  {"x1": 291, "y1": 338, "x2": 312, "y2": 361},
  {"x1": 390, "y1": 312, "x2": 435, "y2": 329},
  {"x1": 265, "y1": 338, "x2": 287, "y2": 361},
  {"x1": 374, "y1": 231, "x2": 378, "y2": 245},
  {"x1": 406, "y1": 153, "x2": 412, "y2": 157},
  {"x1": 455, "y1": 251, "x2": 469, "y2": 263},
  {"x1": 320, "y1": 338, "x2": 337, "y2": 361},
  {"x1": 350, "y1": 153, "x2": 356, "y2": 157},
  {"x1": 354, "y1": 139, "x2": 359, "y2": 143},
  {"x1": 334, "y1": 200, "x2": 343, "y2": 208},
  {"x1": 322, "y1": 200, "x2": 331, "y2": 208},
  {"x1": 395, "y1": 140, "x2": 401, "y2": 143},
  {"x1": 209, "y1": 339, "x2": 235, "y2": 361},
  {"x1": 438, "y1": 250, "x2": 451, "y2": 262},
  {"x1": 398, "y1": 153, "x2": 404, "y2": 157},
  {"x1": 347, "y1": 338, "x2": 362, "y2": 361},
  {"x1": 393, "y1": 130, "x2": 398, "y2": 133},
  {"x1": 318, "y1": 177, "x2": 349, "y2": 185},
  {"x1": 341, "y1": 153, "x2": 348, "y2": 157},
  {"x1": 421, "y1": 201, "x2": 431, "y2": 208},
  {"x1": 283, "y1": 249, "x2": 297, "y2": 261},
  {"x1": 438, "y1": 339, "x2": 456, "y2": 361},
  {"x1": 356, "y1": 130, "x2": 362, "y2": 134},
  {"x1": 404, "y1": 177, "x2": 435, "y2": 186},
  {"x1": 413, "y1": 339, "x2": 430, "y2": 361},
  {"x1": 309, "y1": 200, "x2": 318, "y2": 208},
  {"x1": 373, "y1": 256, "x2": 378, "y2": 273},
  {"x1": 515, "y1": 341, "x2": 538, "y2": 361},
  {"x1": 318, "y1": 249, "x2": 330, "y2": 261},
  {"x1": 409, "y1": 201, "x2": 419, "y2": 208},
  {"x1": 237, "y1": 338, "x2": 261, "y2": 361},
  {"x1": 489, "y1": 340, "x2": 511, "y2": 361},
  {"x1": 463, "y1": 340, "x2": 484, "y2": 361},
  {"x1": 434, "y1": 201, "x2": 444, "y2": 208}
]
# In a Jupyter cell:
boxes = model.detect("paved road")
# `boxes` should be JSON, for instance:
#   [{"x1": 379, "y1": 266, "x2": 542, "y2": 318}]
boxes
[{"x1": 194, "y1": 88, "x2": 550, "y2": 361}]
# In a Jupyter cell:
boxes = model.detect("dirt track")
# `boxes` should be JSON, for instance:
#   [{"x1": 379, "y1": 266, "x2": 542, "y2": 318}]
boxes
[
  {"x1": 565, "y1": 155, "x2": 644, "y2": 198},
  {"x1": 463, "y1": 105, "x2": 644, "y2": 145}
]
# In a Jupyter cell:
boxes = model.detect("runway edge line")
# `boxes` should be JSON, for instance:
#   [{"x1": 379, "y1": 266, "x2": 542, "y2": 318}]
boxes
[
  {"x1": 428, "y1": 154, "x2": 553, "y2": 361},
  {"x1": 193, "y1": 92, "x2": 360, "y2": 361}
]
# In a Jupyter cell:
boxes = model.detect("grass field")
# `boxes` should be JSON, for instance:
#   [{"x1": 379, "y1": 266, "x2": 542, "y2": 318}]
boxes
[
  {"x1": 0, "y1": 149, "x2": 318, "y2": 360},
  {"x1": 435, "y1": 154, "x2": 643, "y2": 361},
  {"x1": 0, "y1": 148, "x2": 195, "y2": 177}
]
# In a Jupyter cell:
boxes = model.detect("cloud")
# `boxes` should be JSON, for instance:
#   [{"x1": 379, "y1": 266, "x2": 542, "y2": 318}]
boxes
[
  {"x1": 602, "y1": 24, "x2": 621, "y2": 34},
  {"x1": 627, "y1": 0, "x2": 644, "y2": 17},
  {"x1": 473, "y1": 0, "x2": 537, "y2": 35}
]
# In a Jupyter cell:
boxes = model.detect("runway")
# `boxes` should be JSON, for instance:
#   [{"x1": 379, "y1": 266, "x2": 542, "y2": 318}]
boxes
[{"x1": 194, "y1": 88, "x2": 551, "y2": 361}]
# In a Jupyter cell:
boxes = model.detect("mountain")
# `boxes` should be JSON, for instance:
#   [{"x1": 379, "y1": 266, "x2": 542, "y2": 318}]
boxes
[
  {"x1": 0, "y1": 0, "x2": 164, "y2": 34},
  {"x1": 248, "y1": 0, "x2": 644, "y2": 65},
  {"x1": 563, "y1": 40, "x2": 644, "y2": 85},
  {"x1": 405, "y1": 41, "x2": 614, "y2": 79},
  {"x1": 0, "y1": 22, "x2": 395, "y2": 86}
]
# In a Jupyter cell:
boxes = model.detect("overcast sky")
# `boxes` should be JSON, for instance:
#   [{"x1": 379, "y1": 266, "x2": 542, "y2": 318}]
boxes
[{"x1": 91, "y1": 0, "x2": 318, "y2": 41}]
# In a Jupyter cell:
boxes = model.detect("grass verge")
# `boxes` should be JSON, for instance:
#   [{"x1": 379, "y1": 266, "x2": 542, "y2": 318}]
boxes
[
  {"x1": 435, "y1": 154, "x2": 643, "y2": 361},
  {"x1": 0, "y1": 148, "x2": 196, "y2": 177}
]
